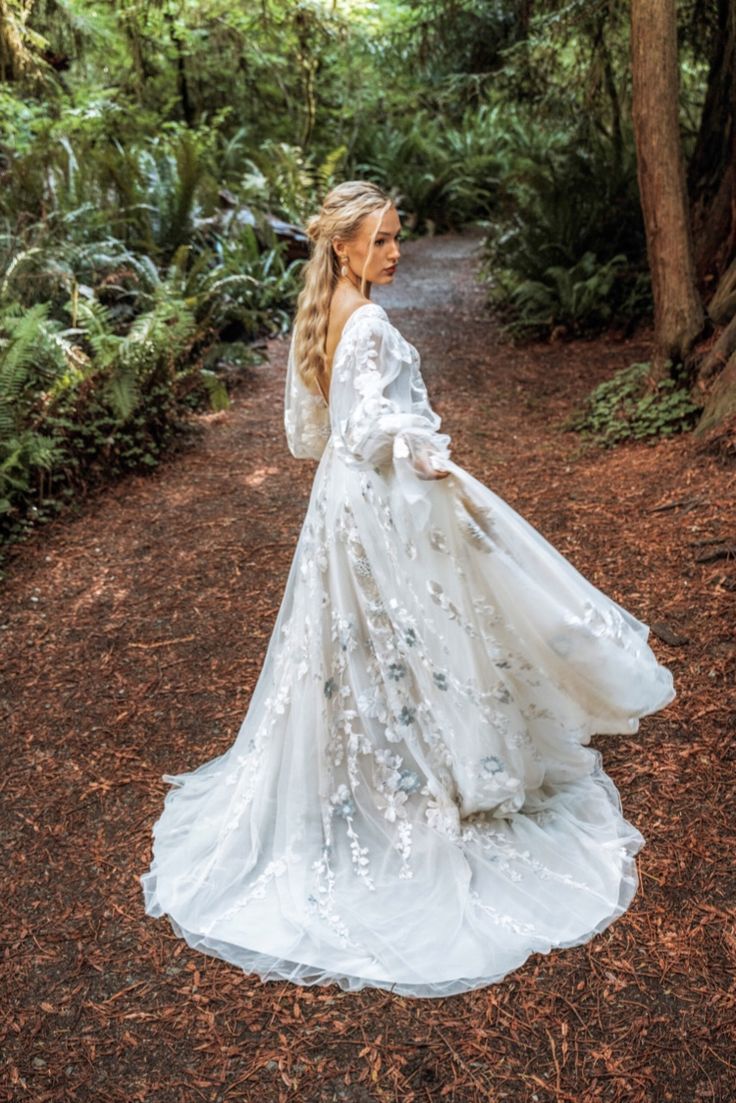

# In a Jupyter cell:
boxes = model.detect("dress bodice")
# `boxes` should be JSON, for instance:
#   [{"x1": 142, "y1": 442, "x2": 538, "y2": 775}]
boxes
[{"x1": 284, "y1": 302, "x2": 449, "y2": 479}]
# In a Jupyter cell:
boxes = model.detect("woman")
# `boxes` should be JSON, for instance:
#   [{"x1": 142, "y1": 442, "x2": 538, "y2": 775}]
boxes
[{"x1": 141, "y1": 180, "x2": 676, "y2": 998}]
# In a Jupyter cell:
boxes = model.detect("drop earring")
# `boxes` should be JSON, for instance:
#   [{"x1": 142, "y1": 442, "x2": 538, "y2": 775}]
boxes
[{"x1": 340, "y1": 257, "x2": 348, "y2": 278}]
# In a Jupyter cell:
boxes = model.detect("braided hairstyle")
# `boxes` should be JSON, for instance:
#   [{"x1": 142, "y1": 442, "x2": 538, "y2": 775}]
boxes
[{"x1": 293, "y1": 180, "x2": 393, "y2": 400}]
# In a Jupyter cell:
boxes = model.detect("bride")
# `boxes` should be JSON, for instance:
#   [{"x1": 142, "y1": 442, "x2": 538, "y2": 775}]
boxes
[{"x1": 141, "y1": 180, "x2": 676, "y2": 999}]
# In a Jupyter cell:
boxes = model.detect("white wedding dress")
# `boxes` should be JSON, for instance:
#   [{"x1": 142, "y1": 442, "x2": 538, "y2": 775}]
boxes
[{"x1": 141, "y1": 301, "x2": 676, "y2": 998}]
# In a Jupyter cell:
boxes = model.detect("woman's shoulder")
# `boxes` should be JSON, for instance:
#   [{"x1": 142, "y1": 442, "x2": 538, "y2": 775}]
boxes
[
  {"x1": 325, "y1": 300, "x2": 388, "y2": 367},
  {"x1": 332, "y1": 301, "x2": 392, "y2": 358},
  {"x1": 349, "y1": 303, "x2": 419, "y2": 351},
  {"x1": 342, "y1": 300, "x2": 389, "y2": 335},
  {"x1": 347, "y1": 304, "x2": 419, "y2": 370}
]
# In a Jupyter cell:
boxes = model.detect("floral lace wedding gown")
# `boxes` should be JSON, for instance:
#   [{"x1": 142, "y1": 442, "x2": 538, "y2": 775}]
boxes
[{"x1": 141, "y1": 301, "x2": 676, "y2": 998}]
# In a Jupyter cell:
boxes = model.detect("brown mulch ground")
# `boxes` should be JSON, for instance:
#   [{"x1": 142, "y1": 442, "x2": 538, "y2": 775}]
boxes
[{"x1": 1, "y1": 228, "x2": 734, "y2": 1103}]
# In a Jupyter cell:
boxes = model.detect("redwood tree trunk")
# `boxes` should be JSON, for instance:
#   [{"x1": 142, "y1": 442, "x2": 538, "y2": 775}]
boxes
[
  {"x1": 684, "y1": 0, "x2": 736, "y2": 443},
  {"x1": 630, "y1": 0, "x2": 704, "y2": 378},
  {"x1": 687, "y1": 0, "x2": 736, "y2": 288}
]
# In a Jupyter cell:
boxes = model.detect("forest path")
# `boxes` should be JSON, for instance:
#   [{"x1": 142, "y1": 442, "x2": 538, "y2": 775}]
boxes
[{"x1": 1, "y1": 230, "x2": 733, "y2": 1102}]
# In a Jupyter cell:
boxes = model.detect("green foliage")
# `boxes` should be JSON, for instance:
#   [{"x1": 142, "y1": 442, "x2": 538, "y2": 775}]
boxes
[
  {"x1": 0, "y1": 302, "x2": 76, "y2": 521},
  {"x1": 355, "y1": 103, "x2": 506, "y2": 232},
  {"x1": 479, "y1": 121, "x2": 652, "y2": 338},
  {"x1": 0, "y1": 217, "x2": 295, "y2": 559},
  {"x1": 0, "y1": 0, "x2": 718, "y2": 568},
  {"x1": 497, "y1": 251, "x2": 632, "y2": 338},
  {"x1": 564, "y1": 361, "x2": 703, "y2": 446},
  {"x1": 238, "y1": 141, "x2": 348, "y2": 225}
]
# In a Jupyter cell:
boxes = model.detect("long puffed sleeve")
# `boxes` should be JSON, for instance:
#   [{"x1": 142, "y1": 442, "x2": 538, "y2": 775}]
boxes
[
  {"x1": 330, "y1": 309, "x2": 451, "y2": 475},
  {"x1": 284, "y1": 322, "x2": 330, "y2": 460},
  {"x1": 330, "y1": 307, "x2": 452, "y2": 533}
]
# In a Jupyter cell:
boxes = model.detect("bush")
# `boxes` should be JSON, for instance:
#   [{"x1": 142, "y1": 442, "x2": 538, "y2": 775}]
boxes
[
  {"x1": 479, "y1": 122, "x2": 652, "y2": 337},
  {"x1": 563, "y1": 361, "x2": 703, "y2": 445}
]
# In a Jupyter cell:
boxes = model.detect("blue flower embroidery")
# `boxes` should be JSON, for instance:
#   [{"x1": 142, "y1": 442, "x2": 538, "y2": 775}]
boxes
[
  {"x1": 398, "y1": 705, "x2": 416, "y2": 726},
  {"x1": 481, "y1": 754, "x2": 505, "y2": 775},
  {"x1": 433, "y1": 671, "x2": 448, "y2": 690},
  {"x1": 397, "y1": 768, "x2": 421, "y2": 794},
  {"x1": 324, "y1": 678, "x2": 337, "y2": 698},
  {"x1": 387, "y1": 662, "x2": 406, "y2": 681},
  {"x1": 330, "y1": 783, "x2": 355, "y2": 819}
]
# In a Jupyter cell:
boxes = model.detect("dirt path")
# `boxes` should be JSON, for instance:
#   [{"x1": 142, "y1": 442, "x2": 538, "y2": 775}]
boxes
[{"x1": 1, "y1": 230, "x2": 733, "y2": 1103}]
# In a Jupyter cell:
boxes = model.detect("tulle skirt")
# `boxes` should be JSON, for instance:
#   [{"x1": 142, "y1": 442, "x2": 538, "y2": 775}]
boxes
[{"x1": 141, "y1": 438, "x2": 675, "y2": 998}]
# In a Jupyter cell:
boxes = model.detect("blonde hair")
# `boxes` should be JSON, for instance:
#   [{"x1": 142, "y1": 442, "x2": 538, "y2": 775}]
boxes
[{"x1": 293, "y1": 180, "x2": 393, "y2": 400}]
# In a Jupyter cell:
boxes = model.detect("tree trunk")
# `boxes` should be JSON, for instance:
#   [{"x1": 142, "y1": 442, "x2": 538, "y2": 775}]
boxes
[
  {"x1": 630, "y1": 0, "x2": 704, "y2": 380},
  {"x1": 687, "y1": 0, "x2": 736, "y2": 287},
  {"x1": 705, "y1": 257, "x2": 736, "y2": 328},
  {"x1": 165, "y1": 11, "x2": 194, "y2": 127},
  {"x1": 595, "y1": 15, "x2": 624, "y2": 172},
  {"x1": 692, "y1": 149, "x2": 736, "y2": 296},
  {"x1": 684, "y1": 0, "x2": 736, "y2": 445},
  {"x1": 691, "y1": 265, "x2": 736, "y2": 445},
  {"x1": 693, "y1": 351, "x2": 736, "y2": 450}
]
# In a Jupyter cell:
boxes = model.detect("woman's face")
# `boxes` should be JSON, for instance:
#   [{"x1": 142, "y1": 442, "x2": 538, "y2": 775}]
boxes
[{"x1": 335, "y1": 205, "x2": 403, "y2": 287}]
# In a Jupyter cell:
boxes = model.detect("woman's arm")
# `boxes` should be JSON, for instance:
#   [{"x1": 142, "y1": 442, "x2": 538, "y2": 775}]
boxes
[
  {"x1": 330, "y1": 313, "x2": 451, "y2": 478},
  {"x1": 284, "y1": 323, "x2": 330, "y2": 460}
]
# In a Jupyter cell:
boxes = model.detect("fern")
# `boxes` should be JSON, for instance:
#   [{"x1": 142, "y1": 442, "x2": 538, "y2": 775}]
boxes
[{"x1": 505, "y1": 252, "x2": 629, "y2": 337}]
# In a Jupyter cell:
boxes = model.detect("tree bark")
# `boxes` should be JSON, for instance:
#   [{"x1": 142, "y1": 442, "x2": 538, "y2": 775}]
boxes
[
  {"x1": 693, "y1": 351, "x2": 736, "y2": 444},
  {"x1": 687, "y1": 0, "x2": 736, "y2": 287},
  {"x1": 681, "y1": 0, "x2": 736, "y2": 444},
  {"x1": 705, "y1": 257, "x2": 736, "y2": 328},
  {"x1": 691, "y1": 267, "x2": 736, "y2": 443},
  {"x1": 630, "y1": 0, "x2": 704, "y2": 379}
]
